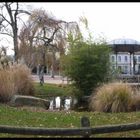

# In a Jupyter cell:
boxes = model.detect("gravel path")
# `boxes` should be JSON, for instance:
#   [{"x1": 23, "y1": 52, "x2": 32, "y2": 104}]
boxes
[{"x1": 31, "y1": 75, "x2": 69, "y2": 84}]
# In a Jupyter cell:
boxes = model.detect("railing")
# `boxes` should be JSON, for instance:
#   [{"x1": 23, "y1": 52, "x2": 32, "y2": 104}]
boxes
[
  {"x1": 116, "y1": 75, "x2": 140, "y2": 83},
  {"x1": 61, "y1": 76, "x2": 71, "y2": 84},
  {"x1": 1, "y1": 117, "x2": 140, "y2": 137}
]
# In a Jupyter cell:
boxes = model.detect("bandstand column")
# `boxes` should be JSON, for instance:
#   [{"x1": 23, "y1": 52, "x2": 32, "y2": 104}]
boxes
[
  {"x1": 116, "y1": 52, "x2": 117, "y2": 69},
  {"x1": 130, "y1": 53, "x2": 132, "y2": 75}
]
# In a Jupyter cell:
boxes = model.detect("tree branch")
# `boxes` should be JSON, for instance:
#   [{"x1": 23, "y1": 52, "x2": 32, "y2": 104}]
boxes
[
  {"x1": 11, "y1": 9, "x2": 31, "y2": 16},
  {"x1": 0, "y1": 13, "x2": 11, "y2": 26},
  {"x1": 17, "y1": 10, "x2": 31, "y2": 15},
  {"x1": 0, "y1": 32, "x2": 13, "y2": 38},
  {"x1": 17, "y1": 16, "x2": 28, "y2": 29},
  {"x1": 5, "y1": 2, "x2": 14, "y2": 26}
]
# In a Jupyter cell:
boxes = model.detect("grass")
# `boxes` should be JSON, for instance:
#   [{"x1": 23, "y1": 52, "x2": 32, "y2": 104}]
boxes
[
  {"x1": 0, "y1": 64, "x2": 34, "y2": 103},
  {"x1": 1, "y1": 79, "x2": 140, "y2": 137},
  {"x1": 89, "y1": 82, "x2": 133, "y2": 113},
  {"x1": 1, "y1": 104, "x2": 140, "y2": 137},
  {"x1": 34, "y1": 83, "x2": 73, "y2": 98}
]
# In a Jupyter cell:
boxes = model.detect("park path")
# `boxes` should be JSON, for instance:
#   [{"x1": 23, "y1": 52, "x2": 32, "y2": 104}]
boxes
[
  {"x1": 31, "y1": 75, "x2": 68, "y2": 84},
  {"x1": 32, "y1": 75, "x2": 140, "y2": 86}
]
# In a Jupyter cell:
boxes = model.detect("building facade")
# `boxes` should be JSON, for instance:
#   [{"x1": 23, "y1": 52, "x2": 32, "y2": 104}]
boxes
[
  {"x1": 110, "y1": 52, "x2": 140, "y2": 75},
  {"x1": 108, "y1": 38, "x2": 140, "y2": 75}
]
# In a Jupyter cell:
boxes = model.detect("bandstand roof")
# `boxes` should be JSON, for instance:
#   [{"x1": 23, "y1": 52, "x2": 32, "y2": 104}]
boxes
[{"x1": 107, "y1": 38, "x2": 140, "y2": 53}]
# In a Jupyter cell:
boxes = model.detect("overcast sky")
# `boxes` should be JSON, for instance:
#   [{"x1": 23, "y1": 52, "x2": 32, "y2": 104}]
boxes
[
  {"x1": 2, "y1": 2, "x2": 140, "y2": 55},
  {"x1": 28, "y1": 2, "x2": 140, "y2": 41}
]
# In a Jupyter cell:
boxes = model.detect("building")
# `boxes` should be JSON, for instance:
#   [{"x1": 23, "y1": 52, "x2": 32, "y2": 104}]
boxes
[{"x1": 108, "y1": 38, "x2": 140, "y2": 76}]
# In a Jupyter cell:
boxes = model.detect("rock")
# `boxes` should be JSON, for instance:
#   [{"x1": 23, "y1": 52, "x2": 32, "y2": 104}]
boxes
[{"x1": 9, "y1": 95, "x2": 50, "y2": 110}]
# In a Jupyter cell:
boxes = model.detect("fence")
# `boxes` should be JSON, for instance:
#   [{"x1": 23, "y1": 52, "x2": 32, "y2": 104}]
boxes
[{"x1": 1, "y1": 117, "x2": 140, "y2": 137}]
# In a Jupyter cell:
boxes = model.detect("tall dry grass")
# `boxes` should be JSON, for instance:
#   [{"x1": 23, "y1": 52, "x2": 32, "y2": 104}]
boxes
[
  {"x1": 128, "y1": 89, "x2": 140, "y2": 111},
  {"x1": 0, "y1": 64, "x2": 34, "y2": 103},
  {"x1": 89, "y1": 82, "x2": 133, "y2": 113},
  {"x1": 0, "y1": 69, "x2": 15, "y2": 102},
  {"x1": 11, "y1": 64, "x2": 34, "y2": 96}
]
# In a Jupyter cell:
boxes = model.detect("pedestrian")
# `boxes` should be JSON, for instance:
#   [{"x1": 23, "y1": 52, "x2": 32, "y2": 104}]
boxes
[{"x1": 38, "y1": 64, "x2": 44, "y2": 86}]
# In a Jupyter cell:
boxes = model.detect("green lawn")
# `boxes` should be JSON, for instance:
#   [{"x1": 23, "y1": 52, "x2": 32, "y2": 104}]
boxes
[
  {"x1": 1, "y1": 83, "x2": 140, "y2": 137},
  {"x1": 34, "y1": 83, "x2": 73, "y2": 98},
  {"x1": 1, "y1": 104, "x2": 140, "y2": 137}
]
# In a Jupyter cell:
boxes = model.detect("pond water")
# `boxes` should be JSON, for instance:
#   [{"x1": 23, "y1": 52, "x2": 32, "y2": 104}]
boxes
[{"x1": 48, "y1": 97, "x2": 77, "y2": 110}]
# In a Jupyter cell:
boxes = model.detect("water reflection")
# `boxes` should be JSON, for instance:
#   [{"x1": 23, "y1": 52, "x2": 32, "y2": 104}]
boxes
[{"x1": 49, "y1": 96, "x2": 73, "y2": 110}]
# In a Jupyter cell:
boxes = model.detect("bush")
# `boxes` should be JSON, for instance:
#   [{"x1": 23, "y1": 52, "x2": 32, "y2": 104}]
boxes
[
  {"x1": 11, "y1": 64, "x2": 34, "y2": 96},
  {"x1": 0, "y1": 64, "x2": 34, "y2": 103},
  {"x1": 61, "y1": 42, "x2": 111, "y2": 97},
  {"x1": 129, "y1": 91, "x2": 140, "y2": 111},
  {"x1": 89, "y1": 82, "x2": 133, "y2": 113},
  {"x1": 0, "y1": 70, "x2": 15, "y2": 102}
]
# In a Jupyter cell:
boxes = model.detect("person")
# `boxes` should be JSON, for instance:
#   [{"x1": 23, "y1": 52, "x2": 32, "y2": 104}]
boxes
[{"x1": 38, "y1": 64, "x2": 44, "y2": 86}]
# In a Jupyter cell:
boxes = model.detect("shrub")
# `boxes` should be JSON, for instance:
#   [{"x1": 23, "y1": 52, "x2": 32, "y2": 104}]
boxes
[
  {"x1": 89, "y1": 82, "x2": 133, "y2": 113},
  {"x1": 11, "y1": 64, "x2": 34, "y2": 96},
  {"x1": 129, "y1": 91, "x2": 140, "y2": 111},
  {"x1": 61, "y1": 42, "x2": 111, "y2": 97},
  {"x1": 0, "y1": 64, "x2": 34, "y2": 103},
  {"x1": 0, "y1": 70, "x2": 15, "y2": 102}
]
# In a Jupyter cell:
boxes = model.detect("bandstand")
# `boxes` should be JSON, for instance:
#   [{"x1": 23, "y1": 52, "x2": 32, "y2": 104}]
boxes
[{"x1": 108, "y1": 38, "x2": 140, "y2": 76}]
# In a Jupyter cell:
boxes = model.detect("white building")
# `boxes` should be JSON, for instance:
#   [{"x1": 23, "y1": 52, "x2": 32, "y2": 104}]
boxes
[{"x1": 108, "y1": 38, "x2": 140, "y2": 75}]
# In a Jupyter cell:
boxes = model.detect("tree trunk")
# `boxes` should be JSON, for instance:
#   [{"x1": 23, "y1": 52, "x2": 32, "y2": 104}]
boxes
[
  {"x1": 51, "y1": 49, "x2": 55, "y2": 78},
  {"x1": 13, "y1": 30, "x2": 18, "y2": 62},
  {"x1": 42, "y1": 46, "x2": 46, "y2": 67}
]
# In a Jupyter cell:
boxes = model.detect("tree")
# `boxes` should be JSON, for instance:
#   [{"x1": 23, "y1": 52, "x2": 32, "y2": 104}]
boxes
[
  {"x1": 0, "y1": 2, "x2": 30, "y2": 62},
  {"x1": 61, "y1": 41, "x2": 111, "y2": 96},
  {"x1": 60, "y1": 17, "x2": 111, "y2": 110},
  {"x1": 18, "y1": 8, "x2": 80, "y2": 76},
  {"x1": 0, "y1": 46, "x2": 9, "y2": 69}
]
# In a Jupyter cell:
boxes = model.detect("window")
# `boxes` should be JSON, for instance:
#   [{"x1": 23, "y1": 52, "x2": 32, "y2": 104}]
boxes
[
  {"x1": 111, "y1": 56, "x2": 115, "y2": 62},
  {"x1": 124, "y1": 66, "x2": 128, "y2": 74},
  {"x1": 138, "y1": 56, "x2": 140, "y2": 62},
  {"x1": 112, "y1": 65, "x2": 115, "y2": 70},
  {"x1": 118, "y1": 56, "x2": 121, "y2": 62},
  {"x1": 124, "y1": 56, "x2": 128, "y2": 62},
  {"x1": 118, "y1": 66, "x2": 122, "y2": 73}
]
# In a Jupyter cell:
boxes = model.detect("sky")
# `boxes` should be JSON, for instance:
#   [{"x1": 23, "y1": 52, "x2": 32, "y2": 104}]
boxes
[
  {"x1": 29, "y1": 2, "x2": 140, "y2": 41},
  {"x1": 2, "y1": 2, "x2": 140, "y2": 55}
]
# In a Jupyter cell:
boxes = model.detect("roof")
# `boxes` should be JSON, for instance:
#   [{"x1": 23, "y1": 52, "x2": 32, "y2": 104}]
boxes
[
  {"x1": 107, "y1": 38, "x2": 140, "y2": 45},
  {"x1": 107, "y1": 38, "x2": 140, "y2": 53}
]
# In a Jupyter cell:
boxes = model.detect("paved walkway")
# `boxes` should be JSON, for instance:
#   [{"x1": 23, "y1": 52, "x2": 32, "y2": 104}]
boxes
[{"x1": 31, "y1": 75, "x2": 69, "y2": 84}]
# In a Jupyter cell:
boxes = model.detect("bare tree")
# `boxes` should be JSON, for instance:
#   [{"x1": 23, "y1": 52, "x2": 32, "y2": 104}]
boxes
[
  {"x1": 0, "y1": 2, "x2": 30, "y2": 62},
  {"x1": 0, "y1": 46, "x2": 9, "y2": 69},
  {"x1": 18, "y1": 9, "x2": 80, "y2": 77}
]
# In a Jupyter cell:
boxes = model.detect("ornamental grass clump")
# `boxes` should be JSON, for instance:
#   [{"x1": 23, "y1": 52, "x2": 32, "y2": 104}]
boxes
[
  {"x1": 0, "y1": 64, "x2": 34, "y2": 103},
  {"x1": 0, "y1": 69, "x2": 15, "y2": 102},
  {"x1": 89, "y1": 82, "x2": 133, "y2": 113},
  {"x1": 11, "y1": 64, "x2": 34, "y2": 96},
  {"x1": 128, "y1": 90, "x2": 140, "y2": 111}
]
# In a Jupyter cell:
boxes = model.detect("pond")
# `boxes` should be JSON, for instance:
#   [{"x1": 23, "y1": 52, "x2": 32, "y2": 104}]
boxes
[{"x1": 48, "y1": 96, "x2": 77, "y2": 110}]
